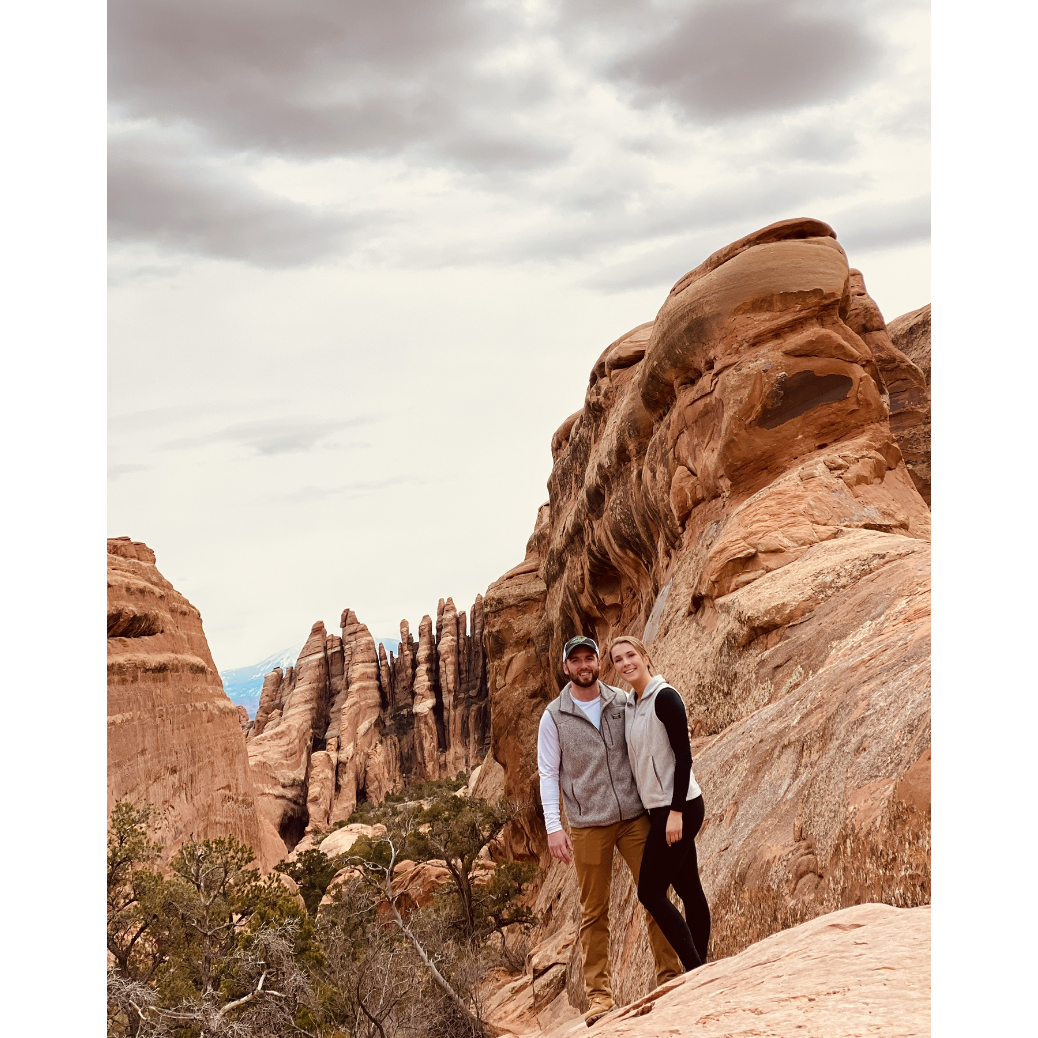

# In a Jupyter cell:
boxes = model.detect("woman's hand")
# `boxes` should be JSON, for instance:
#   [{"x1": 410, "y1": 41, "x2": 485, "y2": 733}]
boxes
[{"x1": 666, "y1": 810, "x2": 683, "y2": 846}]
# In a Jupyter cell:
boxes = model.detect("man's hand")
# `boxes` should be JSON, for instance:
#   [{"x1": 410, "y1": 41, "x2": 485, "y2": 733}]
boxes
[{"x1": 547, "y1": 829, "x2": 573, "y2": 865}]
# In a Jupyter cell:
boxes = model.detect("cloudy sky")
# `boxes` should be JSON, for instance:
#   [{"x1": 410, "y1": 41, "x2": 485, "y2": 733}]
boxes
[{"x1": 108, "y1": 0, "x2": 930, "y2": 670}]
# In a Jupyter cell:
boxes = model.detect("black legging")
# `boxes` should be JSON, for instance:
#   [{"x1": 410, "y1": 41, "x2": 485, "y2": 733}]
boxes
[{"x1": 637, "y1": 795, "x2": 711, "y2": 971}]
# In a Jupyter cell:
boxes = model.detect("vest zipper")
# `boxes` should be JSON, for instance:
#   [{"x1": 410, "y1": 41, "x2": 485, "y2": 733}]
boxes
[
  {"x1": 599, "y1": 712, "x2": 624, "y2": 820},
  {"x1": 569, "y1": 695, "x2": 625, "y2": 821}
]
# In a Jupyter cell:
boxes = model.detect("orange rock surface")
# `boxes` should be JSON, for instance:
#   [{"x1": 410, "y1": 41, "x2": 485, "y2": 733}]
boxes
[
  {"x1": 845, "y1": 277, "x2": 931, "y2": 505},
  {"x1": 107, "y1": 537, "x2": 277, "y2": 866},
  {"x1": 481, "y1": 219, "x2": 931, "y2": 1010},
  {"x1": 490, "y1": 902, "x2": 929, "y2": 1038}
]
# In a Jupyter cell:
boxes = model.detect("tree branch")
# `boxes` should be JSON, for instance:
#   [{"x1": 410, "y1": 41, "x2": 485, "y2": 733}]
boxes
[
  {"x1": 215, "y1": 969, "x2": 280, "y2": 1019},
  {"x1": 384, "y1": 895, "x2": 487, "y2": 1034},
  {"x1": 355, "y1": 979, "x2": 389, "y2": 1038}
]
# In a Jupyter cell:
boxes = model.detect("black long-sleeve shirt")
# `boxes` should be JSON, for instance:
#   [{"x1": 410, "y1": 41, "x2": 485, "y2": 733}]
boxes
[{"x1": 654, "y1": 686, "x2": 694, "y2": 812}]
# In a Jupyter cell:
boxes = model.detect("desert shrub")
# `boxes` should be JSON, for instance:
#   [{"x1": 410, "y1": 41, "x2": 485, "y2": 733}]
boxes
[
  {"x1": 276, "y1": 848, "x2": 347, "y2": 916},
  {"x1": 108, "y1": 781, "x2": 539, "y2": 1038}
]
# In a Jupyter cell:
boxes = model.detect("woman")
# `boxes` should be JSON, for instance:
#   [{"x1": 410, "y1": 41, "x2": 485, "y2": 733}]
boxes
[{"x1": 608, "y1": 635, "x2": 710, "y2": 972}]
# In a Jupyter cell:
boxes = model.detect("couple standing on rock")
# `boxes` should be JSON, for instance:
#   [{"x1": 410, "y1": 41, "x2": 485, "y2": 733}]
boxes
[{"x1": 537, "y1": 635, "x2": 710, "y2": 1027}]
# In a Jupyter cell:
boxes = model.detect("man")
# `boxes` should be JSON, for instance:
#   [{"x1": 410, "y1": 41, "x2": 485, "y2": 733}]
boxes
[{"x1": 537, "y1": 635, "x2": 684, "y2": 1027}]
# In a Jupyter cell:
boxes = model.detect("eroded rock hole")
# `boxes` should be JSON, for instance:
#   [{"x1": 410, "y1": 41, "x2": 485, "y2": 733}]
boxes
[
  {"x1": 279, "y1": 805, "x2": 308, "y2": 852},
  {"x1": 758, "y1": 370, "x2": 853, "y2": 429},
  {"x1": 107, "y1": 608, "x2": 163, "y2": 638}
]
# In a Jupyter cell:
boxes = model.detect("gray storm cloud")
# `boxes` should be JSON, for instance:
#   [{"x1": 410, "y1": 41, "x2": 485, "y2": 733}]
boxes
[
  {"x1": 456, "y1": 164, "x2": 859, "y2": 272},
  {"x1": 109, "y1": 136, "x2": 356, "y2": 265},
  {"x1": 607, "y1": 1, "x2": 880, "y2": 118},
  {"x1": 107, "y1": 0, "x2": 916, "y2": 268},
  {"x1": 585, "y1": 192, "x2": 931, "y2": 294},
  {"x1": 108, "y1": 0, "x2": 552, "y2": 165}
]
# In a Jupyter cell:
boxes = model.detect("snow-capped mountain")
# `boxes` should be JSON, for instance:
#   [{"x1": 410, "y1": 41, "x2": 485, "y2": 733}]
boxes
[{"x1": 220, "y1": 637, "x2": 401, "y2": 718}]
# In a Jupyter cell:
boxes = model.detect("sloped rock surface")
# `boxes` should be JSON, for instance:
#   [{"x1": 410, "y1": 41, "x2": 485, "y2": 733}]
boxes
[
  {"x1": 528, "y1": 903, "x2": 930, "y2": 1038},
  {"x1": 107, "y1": 537, "x2": 276, "y2": 866}
]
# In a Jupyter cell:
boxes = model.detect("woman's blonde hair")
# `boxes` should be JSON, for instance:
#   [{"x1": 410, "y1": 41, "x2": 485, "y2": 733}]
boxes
[{"x1": 606, "y1": 635, "x2": 656, "y2": 679}]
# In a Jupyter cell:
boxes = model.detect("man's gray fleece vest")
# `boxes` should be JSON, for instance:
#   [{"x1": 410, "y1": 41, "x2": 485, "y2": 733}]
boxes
[{"x1": 545, "y1": 682, "x2": 645, "y2": 829}]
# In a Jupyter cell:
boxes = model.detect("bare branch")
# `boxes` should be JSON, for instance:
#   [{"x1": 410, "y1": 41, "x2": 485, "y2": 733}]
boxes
[
  {"x1": 385, "y1": 891, "x2": 484, "y2": 1032},
  {"x1": 215, "y1": 970, "x2": 267, "y2": 1019}
]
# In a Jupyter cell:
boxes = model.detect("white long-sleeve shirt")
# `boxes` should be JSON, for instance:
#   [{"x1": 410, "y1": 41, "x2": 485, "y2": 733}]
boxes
[{"x1": 537, "y1": 693, "x2": 602, "y2": 834}]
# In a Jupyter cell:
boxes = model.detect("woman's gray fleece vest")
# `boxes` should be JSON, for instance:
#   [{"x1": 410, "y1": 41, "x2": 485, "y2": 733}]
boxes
[
  {"x1": 544, "y1": 683, "x2": 645, "y2": 828},
  {"x1": 624, "y1": 679, "x2": 702, "y2": 811}
]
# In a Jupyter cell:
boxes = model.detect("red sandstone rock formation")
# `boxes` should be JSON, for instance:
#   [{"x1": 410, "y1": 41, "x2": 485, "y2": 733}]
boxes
[
  {"x1": 245, "y1": 597, "x2": 490, "y2": 850},
  {"x1": 886, "y1": 302, "x2": 931, "y2": 387},
  {"x1": 411, "y1": 614, "x2": 444, "y2": 780},
  {"x1": 480, "y1": 218, "x2": 931, "y2": 1011},
  {"x1": 482, "y1": 504, "x2": 553, "y2": 860},
  {"x1": 246, "y1": 621, "x2": 332, "y2": 849},
  {"x1": 107, "y1": 537, "x2": 278, "y2": 867},
  {"x1": 887, "y1": 302, "x2": 932, "y2": 504},
  {"x1": 439, "y1": 594, "x2": 491, "y2": 778},
  {"x1": 845, "y1": 276, "x2": 931, "y2": 506}
]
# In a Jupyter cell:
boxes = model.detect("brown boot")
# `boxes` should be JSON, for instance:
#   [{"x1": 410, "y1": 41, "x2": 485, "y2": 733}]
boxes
[{"x1": 584, "y1": 997, "x2": 615, "y2": 1027}]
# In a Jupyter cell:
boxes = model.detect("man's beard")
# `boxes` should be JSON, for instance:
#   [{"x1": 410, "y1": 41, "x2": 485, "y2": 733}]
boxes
[{"x1": 570, "y1": 665, "x2": 600, "y2": 688}]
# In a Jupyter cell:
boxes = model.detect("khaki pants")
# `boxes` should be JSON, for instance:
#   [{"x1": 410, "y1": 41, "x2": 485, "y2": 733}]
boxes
[{"x1": 569, "y1": 814, "x2": 683, "y2": 1004}]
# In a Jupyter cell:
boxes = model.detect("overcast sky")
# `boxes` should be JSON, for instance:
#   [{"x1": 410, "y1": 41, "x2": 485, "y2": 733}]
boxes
[{"x1": 108, "y1": 0, "x2": 930, "y2": 670}]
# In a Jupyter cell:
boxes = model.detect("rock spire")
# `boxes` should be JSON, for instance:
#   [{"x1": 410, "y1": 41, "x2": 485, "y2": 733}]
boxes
[{"x1": 245, "y1": 596, "x2": 490, "y2": 852}]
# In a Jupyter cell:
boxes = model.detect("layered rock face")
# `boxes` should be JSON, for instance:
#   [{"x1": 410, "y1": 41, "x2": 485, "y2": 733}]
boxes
[
  {"x1": 847, "y1": 278, "x2": 931, "y2": 506},
  {"x1": 247, "y1": 597, "x2": 489, "y2": 851},
  {"x1": 482, "y1": 219, "x2": 931, "y2": 1006},
  {"x1": 107, "y1": 538, "x2": 276, "y2": 866},
  {"x1": 482, "y1": 505, "x2": 554, "y2": 860},
  {"x1": 887, "y1": 302, "x2": 931, "y2": 387},
  {"x1": 887, "y1": 302, "x2": 932, "y2": 504}
]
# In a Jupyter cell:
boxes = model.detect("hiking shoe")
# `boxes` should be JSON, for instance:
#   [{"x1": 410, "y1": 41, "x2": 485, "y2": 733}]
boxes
[{"x1": 584, "y1": 998, "x2": 615, "y2": 1027}]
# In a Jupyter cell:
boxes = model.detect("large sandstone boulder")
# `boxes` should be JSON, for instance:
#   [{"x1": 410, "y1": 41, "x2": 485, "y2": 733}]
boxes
[
  {"x1": 484, "y1": 903, "x2": 928, "y2": 1038},
  {"x1": 480, "y1": 219, "x2": 931, "y2": 1009},
  {"x1": 391, "y1": 859, "x2": 453, "y2": 915},
  {"x1": 107, "y1": 537, "x2": 279, "y2": 868},
  {"x1": 527, "y1": 903, "x2": 929, "y2": 1038},
  {"x1": 316, "y1": 822, "x2": 387, "y2": 858}
]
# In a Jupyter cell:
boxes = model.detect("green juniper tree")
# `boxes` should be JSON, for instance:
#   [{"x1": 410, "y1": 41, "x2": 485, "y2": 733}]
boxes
[
  {"x1": 107, "y1": 801, "x2": 317, "y2": 1038},
  {"x1": 276, "y1": 847, "x2": 348, "y2": 917}
]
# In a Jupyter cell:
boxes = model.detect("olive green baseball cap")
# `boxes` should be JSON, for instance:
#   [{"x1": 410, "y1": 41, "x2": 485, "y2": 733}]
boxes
[{"x1": 562, "y1": 635, "x2": 599, "y2": 662}]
